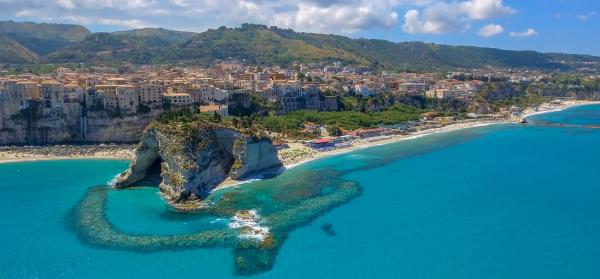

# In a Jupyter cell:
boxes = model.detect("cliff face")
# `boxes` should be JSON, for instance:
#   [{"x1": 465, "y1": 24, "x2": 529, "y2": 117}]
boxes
[
  {"x1": 115, "y1": 123, "x2": 282, "y2": 206},
  {"x1": 0, "y1": 110, "x2": 161, "y2": 145}
]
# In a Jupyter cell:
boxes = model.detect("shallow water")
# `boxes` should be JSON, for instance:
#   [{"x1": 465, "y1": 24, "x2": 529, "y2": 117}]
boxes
[{"x1": 2, "y1": 105, "x2": 600, "y2": 278}]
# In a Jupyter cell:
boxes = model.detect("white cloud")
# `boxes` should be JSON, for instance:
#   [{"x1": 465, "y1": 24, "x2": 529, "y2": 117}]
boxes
[
  {"x1": 56, "y1": 0, "x2": 76, "y2": 10},
  {"x1": 2, "y1": 0, "x2": 523, "y2": 36},
  {"x1": 477, "y1": 23, "x2": 503, "y2": 37},
  {"x1": 2, "y1": 0, "x2": 403, "y2": 33},
  {"x1": 460, "y1": 0, "x2": 515, "y2": 20},
  {"x1": 64, "y1": 16, "x2": 151, "y2": 29},
  {"x1": 509, "y1": 28, "x2": 538, "y2": 38},
  {"x1": 577, "y1": 11, "x2": 597, "y2": 21},
  {"x1": 15, "y1": 10, "x2": 35, "y2": 17},
  {"x1": 403, "y1": 0, "x2": 514, "y2": 34},
  {"x1": 275, "y1": 2, "x2": 398, "y2": 33}
]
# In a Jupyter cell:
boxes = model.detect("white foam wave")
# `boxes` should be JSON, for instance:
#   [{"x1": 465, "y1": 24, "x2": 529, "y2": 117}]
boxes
[
  {"x1": 210, "y1": 218, "x2": 228, "y2": 224},
  {"x1": 228, "y1": 210, "x2": 270, "y2": 241},
  {"x1": 106, "y1": 173, "x2": 121, "y2": 186}
]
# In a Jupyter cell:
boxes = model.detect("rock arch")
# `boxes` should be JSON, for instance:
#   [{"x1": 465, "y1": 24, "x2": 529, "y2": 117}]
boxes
[{"x1": 115, "y1": 127, "x2": 282, "y2": 206}]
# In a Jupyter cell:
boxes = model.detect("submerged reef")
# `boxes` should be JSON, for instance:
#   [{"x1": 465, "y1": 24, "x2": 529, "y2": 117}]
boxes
[{"x1": 70, "y1": 174, "x2": 360, "y2": 276}]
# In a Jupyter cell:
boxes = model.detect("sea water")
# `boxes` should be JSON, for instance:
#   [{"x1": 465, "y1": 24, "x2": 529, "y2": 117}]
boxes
[{"x1": 1, "y1": 105, "x2": 600, "y2": 278}]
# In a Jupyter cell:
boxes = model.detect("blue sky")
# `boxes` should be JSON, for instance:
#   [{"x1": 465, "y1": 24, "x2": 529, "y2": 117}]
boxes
[{"x1": 1, "y1": 0, "x2": 599, "y2": 55}]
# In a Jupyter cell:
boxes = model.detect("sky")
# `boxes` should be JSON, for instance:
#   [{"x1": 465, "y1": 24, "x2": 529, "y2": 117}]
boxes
[{"x1": 1, "y1": 0, "x2": 599, "y2": 55}]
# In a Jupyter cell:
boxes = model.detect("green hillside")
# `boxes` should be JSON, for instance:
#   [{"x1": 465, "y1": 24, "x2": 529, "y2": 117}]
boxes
[
  {"x1": 177, "y1": 25, "x2": 369, "y2": 66},
  {"x1": 47, "y1": 33, "x2": 170, "y2": 64},
  {"x1": 0, "y1": 20, "x2": 90, "y2": 55},
  {"x1": 113, "y1": 28, "x2": 196, "y2": 44},
  {"x1": 1, "y1": 21, "x2": 599, "y2": 72},
  {"x1": 0, "y1": 34, "x2": 39, "y2": 64}
]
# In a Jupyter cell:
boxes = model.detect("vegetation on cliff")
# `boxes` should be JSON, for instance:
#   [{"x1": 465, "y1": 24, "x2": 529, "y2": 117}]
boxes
[{"x1": 263, "y1": 104, "x2": 425, "y2": 135}]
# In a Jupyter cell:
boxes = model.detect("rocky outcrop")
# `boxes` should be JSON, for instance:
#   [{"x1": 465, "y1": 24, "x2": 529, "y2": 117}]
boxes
[{"x1": 115, "y1": 122, "x2": 282, "y2": 206}]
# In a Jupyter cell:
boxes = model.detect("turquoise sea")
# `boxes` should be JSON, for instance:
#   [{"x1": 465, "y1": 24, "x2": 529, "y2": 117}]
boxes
[{"x1": 2, "y1": 104, "x2": 600, "y2": 278}]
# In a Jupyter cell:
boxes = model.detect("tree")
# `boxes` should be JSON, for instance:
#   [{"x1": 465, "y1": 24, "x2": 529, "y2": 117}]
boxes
[
  {"x1": 328, "y1": 125, "x2": 343, "y2": 136},
  {"x1": 162, "y1": 98, "x2": 172, "y2": 111},
  {"x1": 213, "y1": 111, "x2": 222, "y2": 122},
  {"x1": 231, "y1": 117, "x2": 240, "y2": 128}
]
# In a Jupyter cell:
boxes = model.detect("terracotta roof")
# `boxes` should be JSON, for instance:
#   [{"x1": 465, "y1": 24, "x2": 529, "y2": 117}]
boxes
[{"x1": 313, "y1": 138, "x2": 331, "y2": 144}]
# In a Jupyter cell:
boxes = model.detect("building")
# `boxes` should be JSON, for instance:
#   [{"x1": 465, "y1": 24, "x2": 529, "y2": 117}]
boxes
[
  {"x1": 139, "y1": 81, "x2": 165, "y2": 105},
  {"x1": 190, "y1": 85, "x2": 230, "y2": 104},
  {"x1": 116, "y1": 85, "x2": 138, "y2": 113},
  {"x1": 398, "y1": 82, "x2": 430, "y2": 95},
  {"x1": 40, "y1": 81, "x2": 65, "y2": 113},
  {"x1": 63, "y1": 83, "x2": 84, "y2": 103},
  {"x1": 425, "y1": 81, "x2": 479, "y2": 100},
  {"x1": 351, "y1": 128, "x2": 386, "y2": 138},
  {"x1": 163, "y1": 93, "x2": 192, "y2": 107},
  {"x1": 354, "y1": 84, "x2": 372, "y2": 97},
  {"x1": 12, "y1": 81, "x2": 40, "y2": 100},
  {"x1": 96, "y1": 84, "x2": 119, "y2": 108},
  {"x1": 168, "y1": 80, "x2": 190, "y2": 95},
  {"x1": 199, "y1": 104, "x2": 229, "y2": 116}
]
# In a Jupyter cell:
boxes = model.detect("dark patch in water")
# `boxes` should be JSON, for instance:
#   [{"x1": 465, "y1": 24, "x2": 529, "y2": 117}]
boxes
[
  {"x1": 321, "y1": 223, "x2": 336, "y2": 236},
  {"x1": 68, "y1": 178, "x2": 361, "y2": 276}
]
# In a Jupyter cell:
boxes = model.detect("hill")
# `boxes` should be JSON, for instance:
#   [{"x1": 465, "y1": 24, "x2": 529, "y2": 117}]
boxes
[
  {"x1": 47, "y1": 32, "x2": 172, "y2": 64},
  {"x1": 1, "y1": 21, "x2": 599, "y2": 71},
  {"x1": 0, "y1": 20, "x2": 90, "y2": 56},
  {"x1": 112, "y1": 28, "x2": 196, "y2": 44},
  {"x1": 177, "y1": 25, "x2": 369, "y2": 66},
  {"x1": 0, "y1": 34, "x2": 40, "y2": 64}
]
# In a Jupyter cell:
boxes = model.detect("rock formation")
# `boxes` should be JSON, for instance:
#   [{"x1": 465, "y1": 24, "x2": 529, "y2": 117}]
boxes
[{"x1": 115, "y1": 121, "x2": 282, "y2": 207}]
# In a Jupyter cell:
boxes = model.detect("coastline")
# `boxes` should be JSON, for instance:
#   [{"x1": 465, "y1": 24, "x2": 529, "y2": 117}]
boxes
[
  {"x1": 282, "y1": 119, "x2": 508, "y2": 169},
  {"x1": 1, "y1": 100, "x2": 598, "y2": 189},
  {"x1": 520, "y1": 100, "x2": 600, "y2": 119},
  {"x1": 213, "y1": 119, "x2": 509, "y2": 190},
  {"x1": 216, "y1": 100, "x2": 600, "y2": 189}
]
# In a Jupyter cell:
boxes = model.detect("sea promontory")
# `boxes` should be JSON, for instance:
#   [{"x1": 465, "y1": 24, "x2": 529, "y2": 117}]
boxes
[{"x1": 115, "y1": 113, "x2": 282, "y2": 208}]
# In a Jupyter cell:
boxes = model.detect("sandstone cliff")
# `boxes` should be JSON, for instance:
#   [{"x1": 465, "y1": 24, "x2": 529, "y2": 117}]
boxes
[{"x1": 115, "y1": 121, "x2": 282, "y2": 206}]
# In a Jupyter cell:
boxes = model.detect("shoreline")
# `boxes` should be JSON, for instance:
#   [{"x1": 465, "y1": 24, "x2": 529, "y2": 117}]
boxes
[
  {"x1": 216, "y1": 100, "x2": 599, "y2": 190},
  {"x1": 284, "y1": 100, "x2": 599, "y2": 170},
  {"x1": 282, "y1": 120, "x2": 508, "y2": 170},
  {"x1": 1, "y1": 100, "x2": 598, "y2": 189},
  {"x1": 214, "y1": 119, "x2": 509, "y2": 190},
  {"x1": 520, "y1": 100, "x2": 600, "y2": 119}
]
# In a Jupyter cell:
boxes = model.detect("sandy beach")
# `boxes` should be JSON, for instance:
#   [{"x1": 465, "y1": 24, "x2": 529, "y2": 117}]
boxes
[
  {"x1": 0, "y1": 145, "x2": 135, "y2": 164},
  {"x1": 520, "y1": 100, "x2": 600, "y2": 119}
]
